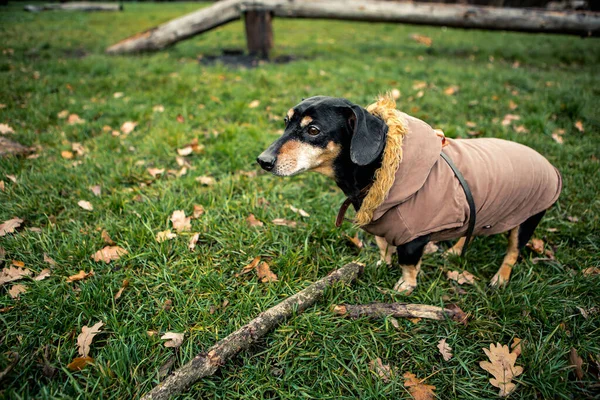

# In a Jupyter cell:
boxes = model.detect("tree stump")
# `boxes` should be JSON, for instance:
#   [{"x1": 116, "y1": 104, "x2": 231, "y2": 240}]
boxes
[{"x1": 244, "y1": 10, "x2": 273, "y2": 59}]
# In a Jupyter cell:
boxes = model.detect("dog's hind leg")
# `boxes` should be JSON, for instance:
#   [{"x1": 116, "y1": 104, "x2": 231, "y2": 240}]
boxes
[
  {"x1": 394, "y1": 235, "x2": 430, "y2": 295},
  {"x1": 490, "y1": 210, "x2": 547, "y2": 287},
  {"x1": 443, "y1": 236, "x2": 467, "y2": 257},
  {"x1": 375, "y1": 236, "x2": 394, "y2": 266}
]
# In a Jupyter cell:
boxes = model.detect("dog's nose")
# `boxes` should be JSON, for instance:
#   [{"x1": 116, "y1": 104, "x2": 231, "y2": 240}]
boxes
[{"x1": 257, "y1": 153, "x2": 276, "y2": 171}]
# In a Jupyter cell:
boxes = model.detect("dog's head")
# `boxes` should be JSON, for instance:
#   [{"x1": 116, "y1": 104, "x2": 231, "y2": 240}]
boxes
[{"x1": 257, "y1": 96, "x2": 388, "y2": 178}]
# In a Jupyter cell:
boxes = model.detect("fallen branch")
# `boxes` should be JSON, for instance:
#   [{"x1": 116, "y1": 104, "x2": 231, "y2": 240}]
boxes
[
  {"x1": 141, "y1": 261, "x2": 364, "y2": 400},
  {"x1": 24, "y1": 2, "x2": 122, "y2": 12},
  {"x1": 333, "y1": 302, "x2": 467, "y2": 325}
]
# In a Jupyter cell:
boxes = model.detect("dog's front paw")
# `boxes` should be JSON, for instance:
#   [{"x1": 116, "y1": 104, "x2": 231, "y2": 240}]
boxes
[
  {"x1": 489, "y1": 272, "x2": 508, "y2": 288},
  {"x1": 393, "y1": 279, "x2": 416, "y2": 295}
]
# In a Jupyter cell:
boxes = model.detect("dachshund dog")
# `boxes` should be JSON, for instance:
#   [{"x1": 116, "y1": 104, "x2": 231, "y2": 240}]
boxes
[{"x1": 257, "y1": 95, "x2": 561, "y2": 294}]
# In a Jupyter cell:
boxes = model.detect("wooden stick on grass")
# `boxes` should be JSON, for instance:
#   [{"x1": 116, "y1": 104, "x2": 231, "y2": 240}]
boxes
[
  {"x1": 141, "y1": 261, "x2": 364, "y2": 400},
  {"x1": 333, "y1": 302, "x2": 468, "y2": 325}
]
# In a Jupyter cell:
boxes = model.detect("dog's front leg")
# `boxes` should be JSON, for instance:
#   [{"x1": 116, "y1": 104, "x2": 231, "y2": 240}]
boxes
[
  {"x1": 393, "y1": 235, "x2": 430, "y2": 295},
  {"x1": 375, "y1": 236, "x2": 394, "y2": 266}
]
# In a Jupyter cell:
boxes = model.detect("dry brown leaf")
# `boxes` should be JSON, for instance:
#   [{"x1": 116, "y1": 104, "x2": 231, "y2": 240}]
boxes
[
  {"x1": 403, "y1": 371, "x2": 436, "y2": 400},
  {"x1": 437, "y1": 338, "x2": 453, "y2": 361},
  {"x1": 89, "y1": 185, "x2": 101, "y2": 197},
  {"x1": 12, "y1": 260, "x2": 24, "y2": 268},
  {"x1": 176, "y1": 114, "x2": 184, "y2": 123},
  {"x1": 289, "y1": 205, "x2": 310, "y2": 217},
  {"x1": 101, "y1": 230, "x2": 115, "y2": 245},
  {"x1": 161, "y1": 332, "x2": 185, "y2": 348},
  {"x1": 444, "y1": 85, "x2": 459, "y2": 96},
  {"x1": 501, "y1": 114, "x2": 520, "y2": 126},
  {"x1": 5, "y1": 174, "x2": 16, "y2": 184},
  {"x1": 9, "y1": 284, "x2": 27, "y2": 299},
  {"x1": 569, "y1": 348, "x2": 584, "y2": 380},
  {"x1": 248, "y1": 100, "x2": 260, "y2": 108},
  {"x1": 190, "y1": 205, "x2": 204, "y2": 219},
  {"x1": 43, "y1": 254, "x2": 56, "y2": 267},
  {"x1": 582, "y1": 267, "x2": 599, "y2": 275},
  {"x1": 196, "y1": 176, "x2": 215, "y2": 186},
  {"x1": 413, "y1": 81, "x2": 427, "y2": 90},
  {"x1": 239, "y1": 256, "x2": 261, "y2": 276},
  {"x1": 146, "y1": 330, "x2": 158, "y2": 337},
  {"x1": 147, "y1": 168, "x2": 165, "y2": 178},
  {"x1": 61, "y1": 150, "x2": 74, "y2": 159},
  {"x1": 170, "y1": 210, "x2": 191, "y2": 233},
  {"x1": 257, "y1": 261, "x2": 278, "y2": 283},
  {"x1": 391, "y1": 88, "x2": 401, "y2": 100},
  {"x1": 67, "y1": 356, "x2": 93, "y2": 371},
  {"x1": 0, "y1": 217, "x2": 23, "y2": 237},
  {"x1": 272, "y1": 218, "x2": 297, "y2": 228},
  {"x1": 91, "y1": 246, "x2": 128, "y2": 263},
  {"x1": 514, "y1": 125, "x2": 529, "y2": 134},
  {"x1": 153, "y1": 105, "x2": 164, "y2": 113},
  {"x1": 33, "y1": 269, "x2": 51, "y2": 281},
  {"x1": 346, "y1": 233, "x2": 363, "y2": 249},
  {"x1": 410, "y1": 33, "x2": 432, "y2": 47},
  {"x1": 508, "y1": 100, "x2": 518, "y2": 110},
  {"x1": 188, "y1": 233, "x2": 200, "y2": 251},
  {"x1": 0, "y1": 123, "x2": 15, "y2": 134},
  {"x1": 67, "y1": 114, "x2": 85, "y2": 125},
  {"x1": 0, "y1": 181, "x2": 4, "y2": 192},
  {"x1": 113, "y1": 92, "x2": 124, "y2": 99},
  {"x1": 120, "y1": 121, "x2": 137, "y2": 134},
  {"x1": 527, "y1": 238, "x2": 544, "y2": 254},
  {"x1": 156, "y1": 230, "x2": 176, "y2": 242},
  {"x1": 466, "y1": 121, "x2": 477, "y2": 128},
  {"x1": 77, "y1": 321, "x2": 103, "y2": 357},
  {"x1": 369, "y1": 358, "x2": 392, "y2": 382},
  {"x1": 480, "y1": 343, "x2": 523, "y2": 397},
  {"x1": 567, "y1": 216, "x2": 579, "y2": 223},
  {"x1": 0, "y1": 266, "x2": 32, "y2": 285},
  {"x1": 114, "y1": 279, "x2": 129, "y2": 300},
  {"x1": 574, "y1": 120, "x2": 584, "y2": 132},
  {"x1": 67, "y1": 270, "x2": 94, "y2": 282},
  {"x1": 551, "y1": 132, "x2": 564, "y2": 144},
  {"x1": 77, "y1": 200, "x2": 93, "y2": 211},
  {"x1": 511, "y1": 338, "x2": 522, "y2": 357},
  {"x1": 447, "y1": 270, "x2": 476, "y2": 285},
  {"x1": 246, "y1": 213, "x2": 264, "y2": 227},
  {"x1": 71, "y1": 142, "x2": 86, "y2": 156},
  {"x1": 177, "y1": 146, "x2": 193, "y2": 156}
]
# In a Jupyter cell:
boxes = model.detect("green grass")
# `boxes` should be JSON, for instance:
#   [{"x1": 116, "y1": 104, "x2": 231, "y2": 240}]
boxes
[{"x1": 1, "y1": 2, "x2": 599, "y2": 399}]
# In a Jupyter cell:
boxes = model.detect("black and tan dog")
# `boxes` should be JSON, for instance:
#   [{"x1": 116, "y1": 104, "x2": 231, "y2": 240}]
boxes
[{"x1": 257, "y1": 95, "x2": 562, "y2": 294}]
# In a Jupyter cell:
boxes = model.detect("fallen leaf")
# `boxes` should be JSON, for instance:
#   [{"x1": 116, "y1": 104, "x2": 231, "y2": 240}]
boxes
[
  {"x1": 413, "y1": 81, "x2": 427, "y2": 90},
  {"x1": 480, "y1": 343, "x2": 523, "y2": 397},
  {"x1": 163, "y1": 299, "x2": 173, "y2": 311},
  {"x1": 403, "y1": 372, "x2": 436, "y2": 400},
  {"x1": 466, "y1": 121, "x2": 477, "y2": 128},
  {"x1": 409, "y1": 317, "x2": 422, "y2": 324},
  {"x1": 161, "y1": 332, "x2": 185, "y2": 348},
  {"x1": 196, "y1": 176, "x2": 215, "y2": 186},
  {"x1": 346, "y1": 233, "x2": 363, "y2": 249},
  {"x1": 437, "y1": 338, "x2": 453, "y2": 361},
  {"x1": 391, "y1": 88, "x2": 401, "y2": 100},
  {"x1": 33, "y1": 269, "x2": 51, "y2": 281},
  {"x1": 147, "y1": 168, "x2": 165, "y2": 178},
  {"x1": 153, "y1": 105, "x2": 164, "y2": 112},
  {"x1": 257, "y1": 261, "x2": 278, "y2": 283},
  {"x1": 574, "y1": 120, "x2": 584, "y2": 132},
  {"x1": 551, "y1": 131, "x2": 564, "y2": 144},
  {"x1": 177, "y1": 146, "x2": 193, "y2": 156},
  {"x1": 101, "y1": 230, "x2": 115, "y2": 245},
  {"x1": 246, "y1": 214, "x2": 264, "y2": 227},
  {"x1": 410, "y1": 33, "x2": 432, "y2": 47},
  {"x1": 248, "y1": 100, "x2": 260, "y2": 108},
  {"x1": 444, "y1": 85, "x2": 459, "y2": 96},
  {"x1": 77, "y1": 321, "x2": 103, "y2": 357},
  {"x1": 77, "y1": 200, "x2": 93, "y2": 211},
  {"x1": 5, "y1": 174, "x2": 17, "y2": 184},
  {"x1": 582, "y1": 267, "x2": 599, "y2": 275},
  {"x1": 67, "y1": 114, "x2": 85, "y2": 125},
  {"x1": 61, "y1": 150, "x2": 74, "y2": 159},
  {"x1": 192, "y1": 204, "x2": 204, "y2": 219},
  {"x1": 567, "y1": 216, "x2": 579, "y2": 223},
  {"x1": 146, "y1": 330, "x2": 158, "y2": 337},
  {"x1": 0, "y1": 181, "x2": 4, "y2": 191},
  {"x1": 238, "y1": 256, "x2": 261, "y2": 276},
  {"x1": 0, "y1": 123, "x2": 15, "y2": 135},
  {"x1": 71, "y1": 142, "x2": 86, "y2": 156},
  {"x1": 170, "y1": 210, "x2": 191, "y2": 233},
  {"x1": 527, "y1": 238, "x2": 544, "y2": 254},
  {"x1": 89, "y1": 185, "x2": 101, "y2": 197},
  {"x1": 176, "y1": 114, "x2": 184, "y2": 123},
  {"x1": 67, "y1": 270, "x2": 94, "y2": 282},
  {"x1": 501, "y1": 114, "x2": 520, "y2": 126},
  {"x1": 91, "y1": 246, "x2": 128, "y2": 263},
  {"x1": 0, "y1": 217, "x2": 23, "y2": 237},
  {"x1": 156, "y1": 230, "x2": 176, "y2": 243},
  {"x1": 121, "y1": 121, "x2": 137, "y2": 134},
  {"x1": 509, "y1": 100, "x2": 518, "y2": 110},
  {"x1": 188, "y1": 233, "x2": 200, "y2": 251},
  {"x1": 511, "y1": 338, "x2": 522, "y2": 357},
  {"x1": 514, "y1": 125, "x2": 529, "y2": 134},
  {"x1": 9, "y1": 284, "x2": 27, "y2": 299},
  {"x1": 569, "y1": 348, "x2": 584, "y2": 380},
  {"x1": 446, "y1": 270, "x2": 476, "y2": 285},
  {"x1": 43, "y1": 254, "x2": 56, "y2": 266},
  {"x1": 289, "y1": 205, "x2": 310, "y2": 217},
  {"x1": 67, "y1": 356, "x2": 93, "y2": 371},
  {"x1": 369, "y1": 358, "x2": 392, "y2": 382},
  {"x1": 114, "y1": 279, "x2": 129, "y2": 300},
  {"x1": 272, "y1": 218, "x2": 297, "y2": 228}
]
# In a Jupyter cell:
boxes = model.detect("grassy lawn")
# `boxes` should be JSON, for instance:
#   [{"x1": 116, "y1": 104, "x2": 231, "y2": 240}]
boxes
[{"x1": 1, "y1": 2, "x2": 599, "y2": 398}]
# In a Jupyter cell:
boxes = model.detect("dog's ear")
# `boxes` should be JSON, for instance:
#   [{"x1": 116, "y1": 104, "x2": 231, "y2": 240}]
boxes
[{"x1": 348, "y1": 105, "x2": 388, "y2": 166}]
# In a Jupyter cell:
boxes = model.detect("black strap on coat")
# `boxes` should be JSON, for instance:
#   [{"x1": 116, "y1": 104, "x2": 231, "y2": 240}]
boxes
[{"x1": 440, "y1": 151, "x2": 476, "y2": 257}]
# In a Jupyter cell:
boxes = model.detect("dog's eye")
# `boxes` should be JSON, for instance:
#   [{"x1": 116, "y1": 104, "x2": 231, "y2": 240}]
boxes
[
  {"x1": 284, "y1": 117, "x2": 289, "y2": 126},
  {"x1": 308, "y1": 126, "x2": 320, "y2": 136}
]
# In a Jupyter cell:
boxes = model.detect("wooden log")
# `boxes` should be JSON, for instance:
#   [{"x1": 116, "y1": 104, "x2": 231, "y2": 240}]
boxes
[
  {"x1": 106, "y1": 0, "x2": 242, "y2": 54},
  {"x1": 245, "y1": 10, "x2": 274, "y2": 58},
  {"x1": 140, "y1": 262, "x2": 364, "y2": 400},
  {"x1": 333, "y1": 302, "x2": 468, "y2": 325},
  {"x1": 24, "y1": 2, "x2": 122, "y2": 12}
]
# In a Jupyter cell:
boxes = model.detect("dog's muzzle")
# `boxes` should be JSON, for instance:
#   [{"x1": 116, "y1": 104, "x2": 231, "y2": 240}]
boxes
[{"x1": 257, "y1": 151, "x2": 276, "y2": 172}]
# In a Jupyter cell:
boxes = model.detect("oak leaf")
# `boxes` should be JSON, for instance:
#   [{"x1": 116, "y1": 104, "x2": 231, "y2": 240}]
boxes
[
  {"x1": 437, "y1": 338, "x2": 453, "y2": 361},
  {"x1": 447, "y1": 270, "x2": 476, "y2": 285},
  {"x1": 77, "y1": 321, "x2": 103, "y2": 357},
  {"x1": 9, "y1": 284, "x2": 27, "y2": 299},
  {"x1": 161, "y1": 332, "x2": 185, "y2": 348},
  {"x1": 403, "y1": 372, "x2": 436, "y2": 400},
  {"x1": 369, "y1": 358, "x2": 392, "y2": 382},
  {"x1": 43, "y1": 254, "x2": 57, "y2": 266},
  {"x1": 92, "y1": 246, "x2": 127, "y2": 263},
  {"x1": 0, "y1": 266, "x2": 32, "y2": 284},
  {"x1": 479, "y1": 343, "x2": 523, "y2": 397},
  {"x1": 170, "y1": 210, "x2": 191, "y2": 233},
  {"x1": 0, "y1": 217, "x2": 23, "y2": 237},
  {"x1": 67, "y1": 270, "x2": 94, "y2": 282},
  {"x1": 257, "y1": 261, "x2": 278, "y2": 283},
  {"x1": 33, "y1": 269, "x2": 51, "y2": 281}
]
